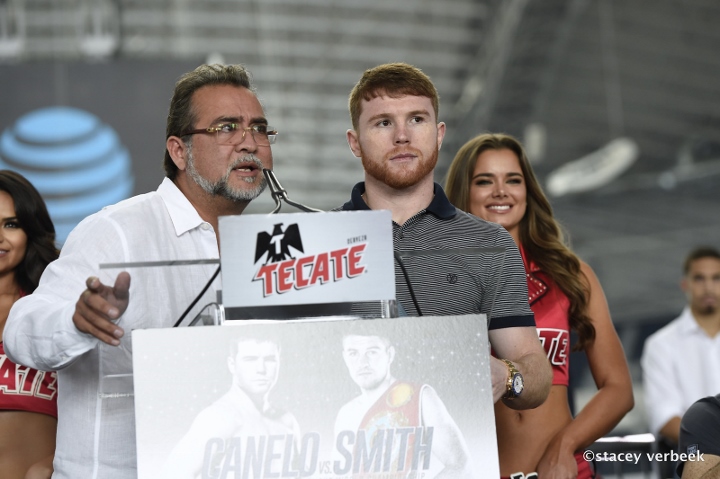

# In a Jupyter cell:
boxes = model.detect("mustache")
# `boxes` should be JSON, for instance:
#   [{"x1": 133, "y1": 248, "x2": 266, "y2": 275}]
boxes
[
  {"x1": 227, "y1": 154, "x2": 264, "y2": 172},
  {"x1": 209, "y1": 154, "x2": 266, "y2": 198},
  {"x1": 384, "y1": 146, "x2": 423, "y2": 160}
]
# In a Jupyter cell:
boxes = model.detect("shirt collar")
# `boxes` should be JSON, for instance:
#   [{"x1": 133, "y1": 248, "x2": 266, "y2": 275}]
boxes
[
  {"x1": 158, "y1": 177, "x2": 207, "y2": 236},
  {"x1": 519, "y1": 245, "x2": 541, "y2": 273},
  {"x1": 342, "y1": 182, "x2": 457, "y2": 219},
  {"x1": 677, "y1": 306, "x2": 713, "y2": 336}
]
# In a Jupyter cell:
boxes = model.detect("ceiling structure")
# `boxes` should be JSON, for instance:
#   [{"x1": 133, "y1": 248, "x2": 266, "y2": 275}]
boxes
[{"x1": 450, "y1": 0, "x2": 720, "y2": 324}]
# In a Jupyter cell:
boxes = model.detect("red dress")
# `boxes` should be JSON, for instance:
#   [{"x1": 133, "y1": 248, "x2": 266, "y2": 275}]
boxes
[{"x1": 0, "y1": 341, "x2": 58, "y2": 418}]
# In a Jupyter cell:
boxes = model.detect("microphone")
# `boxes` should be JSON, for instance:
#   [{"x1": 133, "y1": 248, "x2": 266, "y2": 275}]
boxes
[{"x1": 262, "y1": 168, "x2": 323, "y2": 214}]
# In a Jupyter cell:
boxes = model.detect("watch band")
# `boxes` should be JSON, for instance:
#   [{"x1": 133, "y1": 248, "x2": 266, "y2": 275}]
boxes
[{"x1": 501, "y1": 359, "x2": 522, "y2": 399}]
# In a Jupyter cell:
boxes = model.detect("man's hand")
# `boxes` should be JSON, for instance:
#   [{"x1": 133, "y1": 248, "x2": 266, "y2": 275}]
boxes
[
  {"x1": 490, "y1": 356, "x2": 510, "y2": 403},
  {"x1": 73, "y1": 272, "x2": 131, "y2": 346},
  {"x1": 489, "y1": 326, "x2": 552, "y2": 409}
]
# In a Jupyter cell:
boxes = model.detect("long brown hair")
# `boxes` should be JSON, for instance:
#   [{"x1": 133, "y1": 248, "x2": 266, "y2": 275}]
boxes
[
  {"x1": 445, "y1": 133, "x2": 595, "y2": 350},
  {"x1": 0, "y1": 170, "x2": 59, "y2": 293}
]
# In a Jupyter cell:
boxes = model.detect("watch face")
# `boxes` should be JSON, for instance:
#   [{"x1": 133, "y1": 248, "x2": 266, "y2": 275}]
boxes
[{"x1": 512, "y1": 374, "x2": 524, "y2": 395}]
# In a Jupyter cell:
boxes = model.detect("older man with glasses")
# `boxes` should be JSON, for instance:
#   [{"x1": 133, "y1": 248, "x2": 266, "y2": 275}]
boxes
[{"x1": 4, "y1": 63, "x2": 276, "y2": 479}]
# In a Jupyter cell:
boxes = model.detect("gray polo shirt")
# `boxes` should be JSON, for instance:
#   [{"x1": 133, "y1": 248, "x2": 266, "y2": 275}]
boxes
[{"x1": 339, "y1": 182, "x2": 535, "y2": 330}]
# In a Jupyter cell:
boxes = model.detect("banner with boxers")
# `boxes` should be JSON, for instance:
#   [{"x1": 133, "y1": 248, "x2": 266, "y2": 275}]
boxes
[{"x1": 133, "y1": 314, "x2": 498, "y2": 479}]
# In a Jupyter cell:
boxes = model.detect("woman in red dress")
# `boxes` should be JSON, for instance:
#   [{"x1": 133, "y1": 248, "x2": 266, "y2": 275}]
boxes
[
  {"x1": 0, "y1": 170, "x2": 59, "y2": 479},
  {"x1": 445, "y1": 134, "x2": 634, "y2": 479}
]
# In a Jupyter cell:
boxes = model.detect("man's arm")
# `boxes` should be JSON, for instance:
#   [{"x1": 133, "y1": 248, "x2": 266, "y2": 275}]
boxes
[
  {"x1": 4, "y1": 215, "x2": 130, "y2": 371},
  {"x1": 484, "y1": 226, "x2": 552, "y2": 409},
  {"x1": 73, "y1": 273, "x2": 130, "y2": 346},
  {"x1": 420, "y1": 386, "x2": 472, "y2": 478},
  {"x1": 683, "y1": 456, "x2": 720, "y2": 479},
  {"x1": 678, "y1": 395, "x2": 720, "y2": 479},
  {"x1": 489, "y1": 326, "x2": 552, "y2": 409},
  {"x1": 678, "y1": 394, "x2": 720, "y2": 479}
]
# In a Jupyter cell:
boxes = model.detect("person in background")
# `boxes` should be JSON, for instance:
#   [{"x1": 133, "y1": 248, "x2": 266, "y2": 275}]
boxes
[
  {"x1": 445, "y1": 133, "x2": 634, "y2": 479},
  {"x1": 641, "y1": 247, "x2": 720, "y2": 447},
  {"x1": 0, "y1": 170, "x2": 59, "y2": 479}
]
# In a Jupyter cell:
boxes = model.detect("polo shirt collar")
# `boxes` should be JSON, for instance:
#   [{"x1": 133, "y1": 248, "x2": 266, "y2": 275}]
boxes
[
  {"x1": 158, "y1": 177, "x2": 207, "y2": 236},
  {"x1": 677, "y1": 306, "x2": 710, "y2": 336},
  {"x1": 343, "y1": 182, "x2": 457, "y2": 219},
  {"x1": 343, "y1": 182, "x2": 371, "y2": 211}
]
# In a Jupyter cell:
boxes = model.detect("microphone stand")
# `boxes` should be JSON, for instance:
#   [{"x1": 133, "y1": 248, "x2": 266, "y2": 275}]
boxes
[{"x1": 263, "y1": 168, "x2": 323, "y2": 213}]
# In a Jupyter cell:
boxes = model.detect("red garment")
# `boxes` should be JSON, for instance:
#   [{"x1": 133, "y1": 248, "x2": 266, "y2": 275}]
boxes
[
  {"x1": 358, "y1": 381, "x2": 427, "y2": 474},
  {"x1": 500, "y1": 451, "x2": 595, "y2": 478},
  {"x1": 499, "y1": 252, "x2": 591, "y2": 479},
  {"x1": 520, "y1": 248, "x2": 571, "y2": 386},
  {"x1": 0, "y1": 341, "x2": 58, "y2": 418}
]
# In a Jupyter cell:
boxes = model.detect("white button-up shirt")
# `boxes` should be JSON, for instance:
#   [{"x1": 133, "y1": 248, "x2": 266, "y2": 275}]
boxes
[
  {"x1": 5, "y1": 178, "x2": 220, "y2": 479},
  {"x1": 641, "y1": 306, "x2": 720, "y2": 435}
]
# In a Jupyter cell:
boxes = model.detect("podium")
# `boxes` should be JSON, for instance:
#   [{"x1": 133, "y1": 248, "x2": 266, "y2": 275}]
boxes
[{"x1": 129, "y1": 210, "x2": 502, "y2": 478}]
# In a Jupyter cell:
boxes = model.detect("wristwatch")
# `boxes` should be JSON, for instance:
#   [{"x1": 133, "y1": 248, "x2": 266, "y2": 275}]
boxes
[{"x1": 501, "y1": 359, "x2": 524, "y2": 399}]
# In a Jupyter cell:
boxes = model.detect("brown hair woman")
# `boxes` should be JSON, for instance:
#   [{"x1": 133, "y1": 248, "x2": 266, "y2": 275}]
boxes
[
  {"x1": 445, "y1": 134, "x2": 633, "y2": 478},
  {"x1": 0, "y1": 170, "x2": 59, "y2": 479}
]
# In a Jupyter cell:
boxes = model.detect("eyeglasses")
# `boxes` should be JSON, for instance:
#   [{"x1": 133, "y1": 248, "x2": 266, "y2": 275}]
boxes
[{"x1": 180, "y1": 123, "x2": 277, "y2": 146}]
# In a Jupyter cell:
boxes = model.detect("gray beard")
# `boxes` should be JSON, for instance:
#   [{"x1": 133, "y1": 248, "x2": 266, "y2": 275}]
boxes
[{"x1": 186, "y1": 147, "x2": 267, "y2": 202}]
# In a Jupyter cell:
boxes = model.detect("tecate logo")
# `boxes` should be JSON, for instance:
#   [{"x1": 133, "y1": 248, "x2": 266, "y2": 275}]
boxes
[{"x1": 253, "y1": 244, "x2": 367, "y2": 296}]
